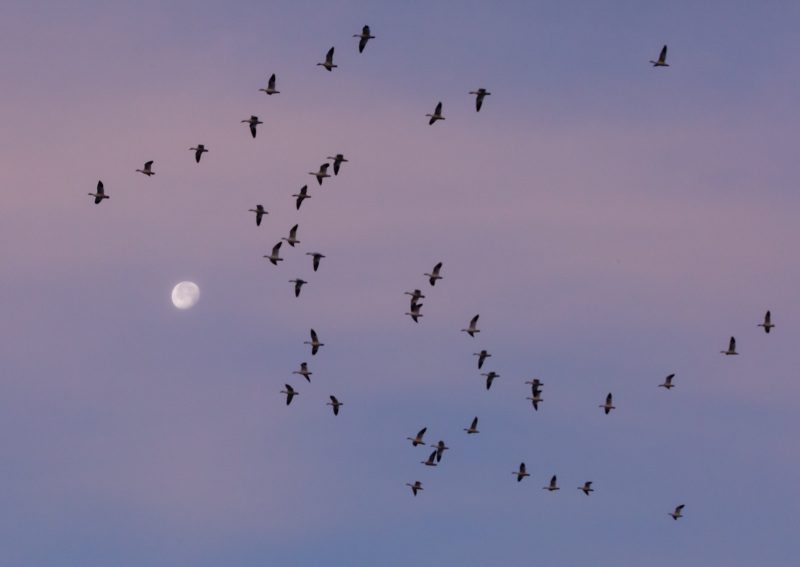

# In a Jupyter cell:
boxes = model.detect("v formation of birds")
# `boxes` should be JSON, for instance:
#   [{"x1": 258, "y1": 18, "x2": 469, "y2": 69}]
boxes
[{"x1": 90, "y1": 39, "x2": 771, "y2": 519}]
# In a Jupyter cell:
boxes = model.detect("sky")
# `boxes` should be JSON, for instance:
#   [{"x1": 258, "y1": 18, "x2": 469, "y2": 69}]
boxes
[{"x1": 1, "y1": 1, "x2": 800, "y2": 565}]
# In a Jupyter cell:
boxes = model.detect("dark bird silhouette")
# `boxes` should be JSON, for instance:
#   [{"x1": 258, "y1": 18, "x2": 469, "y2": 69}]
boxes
[
  {"x1": 189, "y1": 144, "x2": 207, "y2": 163},
  {"x1": 469, "y1": 88, "x2": 491, "y2": 112},
  {"x1": 136, "y1": 161, "x2": 155, "y2": 176},
  {"x1": 426, "y1": 101, "x2": 444, "y2": 125},
  {"x1": 88, "y1": 180, "x2": 109, "y2": 204},
  {"x1": 353, "y1": 25, "x2": 375, "y2": 53},
  {"x1": 248, "y1": 204, "x2": 267, "y2": 226}
]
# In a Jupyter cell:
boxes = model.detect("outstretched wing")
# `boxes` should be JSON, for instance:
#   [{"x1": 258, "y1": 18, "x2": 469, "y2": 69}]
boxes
[
  {"x1": 659, "y1": 45, "x2": 668, "y2": 63},
  {"x1": 268, "y1": 73, "x2": 276, "y2": 89}
]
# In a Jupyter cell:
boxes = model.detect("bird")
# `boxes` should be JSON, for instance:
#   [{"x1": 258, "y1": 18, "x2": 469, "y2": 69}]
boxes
[
  {"x1": 135, "y1": 160, "x2": 155, "y2": 176},
  {"x1": 424, "y1": 262, "x2": 443, "y2": 286},
  {"x1": 426, "y1": 101, "x2": 444, "y2": 125},
  {"x1": 326, "y1": 153, "x2": 348, "y2": 175},
  {"x1": 406, "y1": 427, "x2": 427, "y2": 447},
  {"x1": 292, "y1": 362, "x2": 312, "y2": 383},
  {"x1": 406, "y1": 480, "x2": 423, "y2": 496},
  {"x1": 526, "y1": 388, "x2": 543, "y2": 411},
  {"x1": 282, "y1": 224, "x2": 300, "y2": 247},
  {"x1": 289, "y1": 278, "x2": 307, "y2": 298},
  {"x1": 404, "y1": 289, "x2": 426, "y2": 305},
  {"x1": 242, "y1": 115, "x2": 263, "y2": 138},
  {"x1": 513, "y1": 462, "x2": 530, "y2": 482},
  {"x1": 469, "y1": 88, "x2": 491, "y2": 112},
  {"x1": 248, "y1": 204, "x2": 267, "y2": 226},
  {"x1": 326, "y1": 395, "x2": 342, "y2": 416},
  {"x1": 463, "y1": 416, "x2": 479, "y2": 434},
  {"x1": 189, "y1": 144, "x2": 208, "y2": 163},
  {"x1": 353, "y1": 25, "x2": 375, "y2": 53},
  {"x1": 473, "y1": 350, "x2": 491, "y2": 369},
  {"x1": 309, "y1": 163, "x2": 331, "y2": 185},
  {"x1": 263, "y1": 242, "x2": 283, "y2": 265},
  {"x1": 258, "y1": 73, "x2": 280, "y2": 95},
  {"x1": 524, "y1": 378, "x2": 544, "y2": 389},
  {"x1": 304, "y1": 328, "x2": 324, "y2": 355},
  {"x1": 280, "y1": 384, "x2": 298, "y2": 405},
  {"x1": 405, "y1": 302, "x2": 423, "y2": 323},
  {"x1": 317, "y1": 47, "x2": 337, "y2": 71},
  {"x1": 543, "y1": 475, "x2": 560, "y2": 491},
  {"x1": 306, "y1": 252, "x2": 325, "y2": 272},
  {"x1": 461, "y1": 314, "x2": 480, "y2": 337},
  {"x1": 758, "y1": 310, "x2": 775, "y2": 333},
  {"x1": 293, "y1": 185, "x2": 310, "y2": 210},
  {"x1": 430, "y1": 440, "x2": 449, "y2": 462},
  {"x1": 599, "y1": 392, "x2": 615, "y2": 414},
  {"x1": 482, "y1": 371, "x2": 499, "y2": 390},
  {"x1": 658, "y1": 373, "x2": 676, "y2": 390},
  {"x1": 669, "y1": 504, "x2": 685, "y2": 520},
  {"x1": 88, "y1": 180, "x2": 109, "y2": 204},
  {"x1": 421, "y1": 450, "x2": 438, "y2": 467},
  {"x1": 650, "y1": 45, "x2": 669, "y2": 67},
  {"x1": 721, "y1": 337, "x2": 738, "y2": 355},
  {"x1": 578, "y1": 481, "x2": 594, "y2": 495}
]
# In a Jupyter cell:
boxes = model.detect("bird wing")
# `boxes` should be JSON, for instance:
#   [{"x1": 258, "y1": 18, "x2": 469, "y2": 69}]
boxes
[
  {"x1": 435, "y1": 102, "x2": 442, "y2": 115},
  {"x1": 427, "y1": 450, "x2": 436, "y2": 463},
  {"x1": 326, "y1": 47, "x2": 334, "y2": 62},
  {"x1": 269, "y1": 74, "x2": 276, "y2": 89},
  {"x1": 310, "y1": 329, "x2": 318, "y2": 342},
  {"x1": 471, "y1": 416, "x2": 478, "y2": 429},
  {"x1": 730, "y1": 337, "x2": 736, "y2": 350},
  {"x1": 359, "y1": 36, "x2": 367, "y2": 52},
  {"x1": 659, "y1": 45, "x2": 668, "y2": 63},
  {"x1": 144, "y1": 161, "x2": 153, "y2": 170},
  {"x1": 676, "y1": 504, "x2": 684, "y2": 512},
  {"x1": 470, "y1": 314, "x2": 479, "y2": 327},
  {"x1": 765, "y1": 311, "x2": 771, "y2": 324},
  {"x1": 606, "y1": 393, "x2": 613, "y2": 405},
  {"x1": 520, "y1": 463, "x2": 526, "y2": 474},
  {"x1": 289, "y1": 224, "x2": 298, "y2": 239},
  {"x1": 417, "y1": 427, "x2": 427, "y2": 439},
  {"x1": 97, "y1": 180, "x2": 104, "y2": 194},
  {"x1": 320, "y1": 163, "x2": 329, "y2": 173},
  {"x1": 433, "y1": 262, "x2": 442, "y2": 275},
  {"x1": 272, "y1": 242, "x2": 282, "y2": 255},
  {"x1": 363, "y1": 25, "x2": 370, "y2": 35}
]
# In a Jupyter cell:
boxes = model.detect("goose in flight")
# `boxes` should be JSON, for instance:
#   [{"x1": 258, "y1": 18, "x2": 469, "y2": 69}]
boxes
[
  {"x1": 721, "y1": 336, "x2": 738, "y2": 355},
  {"x1": 263, "y1": 242, "x2": 283, "y2": 265},
  {"x1": 353, "y1": 25, "x2": 375, "y2": 53},
  {"x1": 406, "y1": 427, "x2": 427, "y2": 447},
  {"x1": 292, "y1": 185, "x2": 311, "y2": 210},
  {"x1": 292, "y1": 362, "x2": 312, "y2": 383},
  {"x1": 469, "y1": 88, "x2": 491, "y2": 112},
  {"x1": 304, "y1": 328, "x2": 324, "y2": 355},
  {"x1": 543, "y1": 475, "x2": 560, "y2": 491},
  {"x1": 473, "y1": 350, "x2": 491, "y2": 369},
  {"x1": 248, "y1": 204, "x2": 267, "y2": 226},
  {"x1": 658, "y1": 373, "x2": 676, "y2": 390},
  {"x1": 482, "y1": 371, "x2": 499, "y2": 390},
  {"x1": 306, "y1": 252, "x2": 325, "y2": 272},
  {"x1": 526, "y1": 387, "x2": 543, "y2": 411},
  {"x1": 326, "y1": 395, "x2": 342, "y2": 416},
  {"x1": 669, "y1": 504, "x2": 685, "y2": 520},
  {"x1": 259, "y1": 73, "x2": 280, "y2": 95},
  {"x1": 461, "y1": 314, "x2": 480, "y2": 337},
  {"x1": 289, "y1": 278, "x2": 307, "y2": 298},
  {"x1": 599, "y1": 392, "x2": 615, "y2": 414},
  {"x1": 513, "y1": 462, "x2": 530, "y2": 482},
  {"x1": 280, "y1": 384, "x2": 298, "y2": 405},
  {"x1": 463, "y1": 416, "x2": 479, "y2": 434},
  {"x1": 405, "y1": 302, "x2": 423, "y2": 323},
  {"x1": 189, "y1": 144, "x2": 208, "y2": 163},
  {"x1": 758, "y1": 310, "x2": 775, "y2": 333},
  {"x1": 317, "y1": 47, "x2": 337, "y2": 71},
  {"x1": 88, "y1": 180, "x2": 109, "y2": 204},
  {"x1": 404, "y1": 289, "x2": 426, "y2": 304},
  {"x1": 309, "y1": 163, "x2": 331, "y2": 185},
  {"x1": 326, "y1": 153, "x2": 348, "y2": 175},
  {"x1": 136, "y1": 160, "x2": 155, "y2": 176},
  {"x1": 426, "y1": 101, "x2": 444, "y2": 125},
  {"x1": 282, "y1": 224, "x2": 300, "y2": 247},
  {"x1": 430, "y1": 440, "x2": 449, "y2": 462},
  {"x1": 406, "y1": 481, "x2": 423, "y2": 496},
  {"x1": 425, "y1": 262, "x2": 443, "y2": 286},
  {"x1": 578, "y1": 481, "x2": 594, "y2": 495},
  {"x1": 421, "y1": 450, "x2": 438, "y2": 467},
  {"x1": 650, "y1": 45, "x2": 669, "y2": 67},
  {"x1": 242, "y1": 115, "x2": 263, "y2": 138}
]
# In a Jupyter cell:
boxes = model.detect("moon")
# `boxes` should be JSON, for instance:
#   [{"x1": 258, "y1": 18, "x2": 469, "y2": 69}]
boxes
[{"x1": 171, "y1": 281, "x2": 200, "y2": 309}]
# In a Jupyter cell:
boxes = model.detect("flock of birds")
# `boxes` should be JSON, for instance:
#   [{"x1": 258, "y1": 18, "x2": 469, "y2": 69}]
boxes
[{"x1": 88, "y1": 34, "x2": 771, "y2": 522}]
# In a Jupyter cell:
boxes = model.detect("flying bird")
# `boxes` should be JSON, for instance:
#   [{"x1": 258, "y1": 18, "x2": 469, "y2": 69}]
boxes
[
  {"x1": 526, "y1": 387, "x2": 543, "y2": 411},
  {"x1": 461, "y1": 314, "x2": 480, "y2": 337},
  {"x1": 469, "y1": 88, "x2": 491, "y2": 112},
  {"x1": 463, "y1": 416, "x2": 480, "y2": 434},
  {"x1": 309, "y1": 163, "x2": 331, "y2": 185},
  {"x1": 426, "y1": 101, "x2": 444, "y2": 125},
  {"x1": 721, "y1": 337, "x2": 738, "y2": 355},
  {"x1": 289, "y1": 278, "x2": 307, "y2": 298},
  {"x1": 650, "y1": 45, "x2": 669, "y2": 67},
  {"x1": 327, "y1": 395, "x2": 343, "y2": 416},
  {"x1": 292, "y1": 362, "x2": 312, "y2": 383},
  {"x1": 425, "y1": 262, "x2": 443, "y2": 286},
  {"x1": 263, "y1": 242, "x2": 284, "y2": 265},
  {"x1": 758, "y1": 310, "x2": 775, "y2": 333},
  {"x1": 599, "y1": 392, "x2": 615, "y2": 414},
  {"x1": 406, "y1": 481, "x2": 423, "y2": 496},
  {"x1": 326, "y1": 153, "x2": 348, "y2": 175},
  {"x1": 669, "y1": 504, "x2": 685, "y2": 520},
  {"x1": 525, "y1": 378, "x2": 544, "y2": 389},
  {"x1": 406, "y1": 427, "x2": 427, "y2": 447},
  {"x1": 405, "y1": 289, "x2": 426, "y2": 305},
  {"x1": 259, "y1": 73, "x2": 280, "y2": 95},
  {"x1": 189, "y1": 144, "x2": 208, "y2": 163},
  {"x1": 513, "y1": 462, "x2": 530, "y2": 482},
  {"x1": 579, "y1": 481, "x2": 594, "y2": 495},
  {"x1": 282, "y1": 224, "x2": 300, "y2": 247},
  {"x1": 88, "y1": 180, "x2": 109, "y2": 204},
  {"x1": 306, "y1": 252, "x2": 325, "y2": 272},
  {"x1": 430, "y1": 440, "x2": 449, "y2": 462},
  {"x1": 405, "y1": 302, "x2": 423, "y2": 323},
  {"x1": 242, "y1": 115, "x2": 263, "y2": 138},
  {"x1": 292, "y1": 185, "x2": 311, "y2": 210},
  {"x1": 482, "y1": 371, "x2": 499, "y2": 390},
  {"x1": 543, "y1": 475, "x2": 559, "y2": 491},
  {"x1": 353, "y1": 25, "x2": 375, "y2": 53},
  {"x1": 136, "y1": 160, "x2": 155, "y2": 176},
  {"x1": 473, "y1": 350, "x2": 491, "y2": 369},
  {"x1": 304, "y1": 328, "x2": 324, "y2": 355},
  {"x1": 280, "y1": 384, "x2": 298, "y2": 405},
  {"x1": 317, "y1": 47, "x2": 337, "y2": 71},
  {"x1": 658, "y1": 373, "x2": 676, "y2": 390},
  {"x1": 421, "y1": 450, "x2": 438, "y2": 467},
  {"x1": 248, "y1": 204, "x2": 267, "y2": 226}
]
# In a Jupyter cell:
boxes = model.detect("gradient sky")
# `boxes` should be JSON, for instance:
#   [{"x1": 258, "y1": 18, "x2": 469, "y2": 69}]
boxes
[{"x1": 2, "y1": 1, "x2": 800, "y2": 565}]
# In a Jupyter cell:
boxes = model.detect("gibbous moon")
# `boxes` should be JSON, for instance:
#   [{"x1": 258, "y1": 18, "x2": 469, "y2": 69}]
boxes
[{"x1": 171, "y1": 281, "x2": 200, "y2": 309}]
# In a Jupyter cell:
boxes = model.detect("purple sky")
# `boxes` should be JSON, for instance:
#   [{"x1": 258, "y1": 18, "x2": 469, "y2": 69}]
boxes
[{"x1": 2, "y1": 1, "x2": 800, "y2": 565}]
